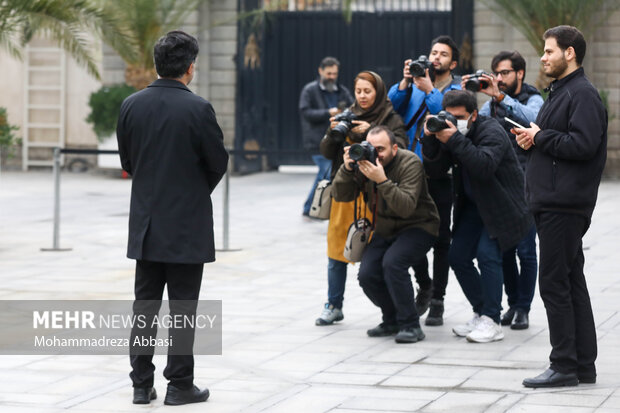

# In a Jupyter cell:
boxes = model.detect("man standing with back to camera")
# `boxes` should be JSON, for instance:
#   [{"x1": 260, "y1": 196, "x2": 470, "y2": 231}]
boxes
[
  {"x1": 462, "y1": 50, "x2": 543, "y2": 330},
  {"x1": 388, "y1": 35, "x2": 461, "y2": 326},
  {"x1": 117, "y1": 30, "x2": 229, "y2": 405},
  {"x1": 515, "y1": 25, "x2": 607, "y2": 389}
]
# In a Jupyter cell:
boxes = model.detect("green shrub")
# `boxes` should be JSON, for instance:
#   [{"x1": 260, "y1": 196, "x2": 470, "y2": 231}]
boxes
[
  {"x1": 86, "y1": 84, "x2": 136, "y2": 141},
  {"x1": 0, "y1": 107, "x2": 20, "y2": 156}
]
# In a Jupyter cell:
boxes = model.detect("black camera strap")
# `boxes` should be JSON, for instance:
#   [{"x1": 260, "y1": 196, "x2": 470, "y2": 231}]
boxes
[{"x1": 405, "y1": 101, "x2": 428, "y2": 132}]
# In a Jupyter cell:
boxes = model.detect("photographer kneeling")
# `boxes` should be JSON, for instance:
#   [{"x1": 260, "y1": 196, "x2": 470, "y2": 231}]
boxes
[{"x1": 331, "y1": 125, "x2": 439, "y2": 343}]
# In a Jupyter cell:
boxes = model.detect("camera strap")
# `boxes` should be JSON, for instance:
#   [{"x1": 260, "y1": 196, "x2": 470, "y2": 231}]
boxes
[{"x1": 353, "y1": 185, "x2": 377, "y2": 231}]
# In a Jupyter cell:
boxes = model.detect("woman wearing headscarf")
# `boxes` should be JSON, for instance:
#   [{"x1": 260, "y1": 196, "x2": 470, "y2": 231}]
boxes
[{"x1": 315, "y1": 71, "x2": 407, "y2": 326}]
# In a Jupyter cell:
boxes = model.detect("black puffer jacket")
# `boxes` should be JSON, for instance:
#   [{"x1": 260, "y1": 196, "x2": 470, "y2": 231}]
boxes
[
  {"x1": 422, "y1": 115, "x2": 532, "y2": 252},
  {"x1": 527, "y1": 67, "x2": 607, "y2": 219}
]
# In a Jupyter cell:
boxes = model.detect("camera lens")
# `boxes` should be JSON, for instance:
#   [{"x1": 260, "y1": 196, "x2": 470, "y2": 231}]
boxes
[
  {"x1": 465, "y1": 79, "x2": 481, "y2": 92},
  {"x1": 349, "y1": 143, "x2": 366, "y2": 161},
  {"x1": 426, "y1": 117, "x2": 448, "y2": 133}
]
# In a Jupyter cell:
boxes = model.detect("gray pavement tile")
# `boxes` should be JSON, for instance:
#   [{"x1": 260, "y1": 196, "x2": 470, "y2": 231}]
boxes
[{"x1": 2, "y1": 172, "x2": 620, "y2": 412}]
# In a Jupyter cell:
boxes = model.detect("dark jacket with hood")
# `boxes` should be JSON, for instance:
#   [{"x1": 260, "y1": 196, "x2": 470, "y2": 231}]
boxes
[{"x1": 422, "y1": 115, "x2": 533, "y2": 252}]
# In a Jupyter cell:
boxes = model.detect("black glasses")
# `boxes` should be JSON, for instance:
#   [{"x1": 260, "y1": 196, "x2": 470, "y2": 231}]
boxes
[{"x1": 494, "y1": 69, "x2": 515, "y2": 77}]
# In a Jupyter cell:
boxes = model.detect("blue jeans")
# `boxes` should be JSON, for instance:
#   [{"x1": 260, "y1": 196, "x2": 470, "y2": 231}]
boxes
[
  {"x1": 502, "y1": 225, "x2": 538, "y2": 312},
  {"x1": 327, "y1": 258, "x2": 347, "y2": 309},
  {"x1": 303, "y1": 155, "x2": 332, "y2": 215},
  {"x1": 449, "y1": 201, "x2": 504, "y2": 324}
]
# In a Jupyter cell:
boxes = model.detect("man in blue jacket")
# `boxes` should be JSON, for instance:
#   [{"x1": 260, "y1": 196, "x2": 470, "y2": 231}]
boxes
[
  {"x1": 515, "y1": 25, "x2": 607, "y2": 389},
  {"x1": 388, "y1": 35, "x2": 461, "y2": 326}
]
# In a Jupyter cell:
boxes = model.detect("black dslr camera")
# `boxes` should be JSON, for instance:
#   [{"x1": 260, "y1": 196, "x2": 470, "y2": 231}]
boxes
[
  {"x1": 408, "y1": 55, "x2": 435, "y2": 81},
  {"x1": 349, "y1": 141, "x2": 377, "y2": 164},
  {"x1": 331, "y1": 108, "x2": 358, "y2": 142},
  {"x1": 464, "y1": 70, "x2": 492, "y2": 92},
  {"x1": 426, "y1": 110, "x2": 457, "y2": 133}
]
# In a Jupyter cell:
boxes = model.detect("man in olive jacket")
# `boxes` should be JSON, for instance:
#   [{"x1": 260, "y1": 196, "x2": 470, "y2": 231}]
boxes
[
  {"x1": 117, "y1": 31, "x2": 228, "y2": 406},
  {"x1": 422, "y1": 90, "x2": 532, "y2": 344},
  {"x1": 332, "y1": 125, "x2": 439, "y2": 344}
]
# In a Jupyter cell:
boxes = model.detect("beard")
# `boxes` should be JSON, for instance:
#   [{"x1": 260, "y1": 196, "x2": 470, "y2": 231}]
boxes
[
  {"x1": 499, "y1": 79, "x2": 518, "y2": 96},
  {"x1": 433, "y1": 62, "x2": 451, "y2": 75},
  {"x1": 545, "y1": 56, "x2": 568, "y2": 79},
  {"x1": 320, "y1": 77, "x2": 337, "y2": 92}
]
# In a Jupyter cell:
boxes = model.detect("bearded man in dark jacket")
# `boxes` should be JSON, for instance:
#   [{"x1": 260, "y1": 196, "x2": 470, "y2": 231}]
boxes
[
  {"x1": 514, "y1": 25, "x2": 607, "y2": 389},
  {"x1": 423, "y1": 90, "x2": 532, "y2": 344}
]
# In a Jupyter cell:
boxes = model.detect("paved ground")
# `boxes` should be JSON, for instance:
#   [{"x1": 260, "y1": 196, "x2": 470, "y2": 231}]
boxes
[{"x1": 1, "y1": 169, "x2": 620, "y2": 413}]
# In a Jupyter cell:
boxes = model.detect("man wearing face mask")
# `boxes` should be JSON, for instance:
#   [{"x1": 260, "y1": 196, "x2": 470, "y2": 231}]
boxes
[
  {"x1": 462, "y1": 50, "x2": 543, "y2": 330},
  {"x1": 422, "y1": 90, "x2": 532, "y2": 343},
  {"x1": 299, "y1": 56, "x2": 354, "y2": 217}
]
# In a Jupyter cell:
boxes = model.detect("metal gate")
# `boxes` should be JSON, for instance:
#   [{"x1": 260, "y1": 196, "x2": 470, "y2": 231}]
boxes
[{"x1": 235, "y1": 0, "x2": 473, "y2": 172}]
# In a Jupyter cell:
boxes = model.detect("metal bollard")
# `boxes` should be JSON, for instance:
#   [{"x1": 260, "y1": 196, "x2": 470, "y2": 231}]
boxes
[
  {"x1": 217, "y1": 156, "x2": 240, "y2": 252},
  {"x1": 41, "y1": 147, "x2": 71, "y2": 252}
]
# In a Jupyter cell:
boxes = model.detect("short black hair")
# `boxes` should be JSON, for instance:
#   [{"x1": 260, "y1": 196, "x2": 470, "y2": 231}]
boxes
[
  {"x1": 367, "y1": 125, "x2": 396, "y2": 145},
  {"x1": 543, "y1": 25, "x2": 586, "y2": 65},
  {"x1": 431, "y1": 35, "x2": 460, "y2": 64},
  {"x1": 442, "y1": 90, "x2": 477, "y2": 113},
  {"x1": 491, "y1": 50, "x2": 526, "y2": 78},
  {"x1": 320, "y1": 56, "x2": 340, "y2": 69},
  {"x1": 153, "y1": 30, "x2": 199, "y2": 79}
]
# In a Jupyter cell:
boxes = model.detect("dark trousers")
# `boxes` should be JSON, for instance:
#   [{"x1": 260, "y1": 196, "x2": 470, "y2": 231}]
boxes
[
  {"x1": 449, "y1": 200, "x2": 503, "y2": 324},
  {"x1": 412, "y1": 177, "x2": 452, "y2": 300},
  {"x1": 502, "y1": 224, "x2": 538, "y2": 312},
  {"x1": 130, "y1": 260, "x2": 204, "y2": 389},
  {"x1": 358, "y1": 227, "x2": 436, "y2": 328},
  {"x1": 535, "y1": 212, "x2": 597, "y2": 377}
]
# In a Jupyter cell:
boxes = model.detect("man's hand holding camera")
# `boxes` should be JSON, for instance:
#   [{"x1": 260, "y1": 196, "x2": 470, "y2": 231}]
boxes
[
  {"x1": 343, "y1": 146, "x2": 387, "y2": 183},
  {"x1": 424, "y1": 114, "x2": 457, "y2": 144},
  {"x1": 399, "y1": 59, "x2": 433, "y2": 93},
  {"x1": 461, "y1": 72, "x2": 501, "y2": 100}
]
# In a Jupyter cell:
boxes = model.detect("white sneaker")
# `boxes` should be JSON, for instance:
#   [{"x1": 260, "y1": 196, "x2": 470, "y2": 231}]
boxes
[
  {"x1": 315, "y1": 303, "x2": 344, "y2": 326},
  {"x1": 466, "y1": 315, "x2": 504, "y2": 343},
  {"x1": 452, "y1": 313, "x2": 481, "y2": 337}
]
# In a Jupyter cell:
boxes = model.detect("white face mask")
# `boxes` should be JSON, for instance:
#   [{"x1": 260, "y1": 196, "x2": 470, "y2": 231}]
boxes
[{"x1": 456, "y1": 114, "x2": 472, "y2": 135}]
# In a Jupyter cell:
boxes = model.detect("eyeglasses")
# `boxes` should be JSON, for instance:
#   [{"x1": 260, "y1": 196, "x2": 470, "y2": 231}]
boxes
[{"x1": 494, "y1": 69, "x2": 515, "y2": 77}]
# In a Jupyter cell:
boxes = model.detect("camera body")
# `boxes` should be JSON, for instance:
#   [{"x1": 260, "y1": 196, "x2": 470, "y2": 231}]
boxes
[
  {"x1": 426, "y1": 110, "x2": 457, "y2": 133},
  {"x1": 464, "y1": 70, "x2": 491, "y2": 92},
  {"x1": 349, "y1": 141, "x2": 377, "y2": 165},
  {"x1": 408, "y1": 55, "x2": 435, "y2": 81},
  {"x1": 331, "y1": 109, "x2": 358, "y2": 142}
]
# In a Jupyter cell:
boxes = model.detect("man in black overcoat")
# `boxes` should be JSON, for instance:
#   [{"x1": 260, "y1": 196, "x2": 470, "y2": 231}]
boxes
[{"x1": 116, "y1": 30, "x2": 229, "y2": 406}]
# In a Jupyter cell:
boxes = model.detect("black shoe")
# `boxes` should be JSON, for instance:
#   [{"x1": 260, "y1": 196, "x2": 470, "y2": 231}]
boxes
[
  {"x1": 164, "y1": 385, "x2": 210, "y2": 406},
  {"x1": 579, "y1": 375, "x2": 597, "y2": 384},
  {"x1": 395, "y1": 327, "x2": 425, "y2": 343},
  {"x1": 522, "y1": 368, "x2": 578, "y2": 388},
  {"x1": 425, "y1": 299, "x2": 444, "y2": 326},
  {"x1": 133, "y1": 387, "x2": 157, "y2": 404},
  {"x1": 511, "y1": 310, "x2": 529, "y2": 330},
  {"x1": 501, "y1": 308, "x2": 515, "y2": 326},
  {"x1": 367, "y1": 323, "x2": 399, "y2": 337},
  {"x1": 415, "y1": 285, "x2": 433, "y2": 316}
]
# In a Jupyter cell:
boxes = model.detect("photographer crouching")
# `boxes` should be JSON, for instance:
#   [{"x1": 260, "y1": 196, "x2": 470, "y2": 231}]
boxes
[{"x1": 331, "y1": 125, "x2": 439, "y2": 343}]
